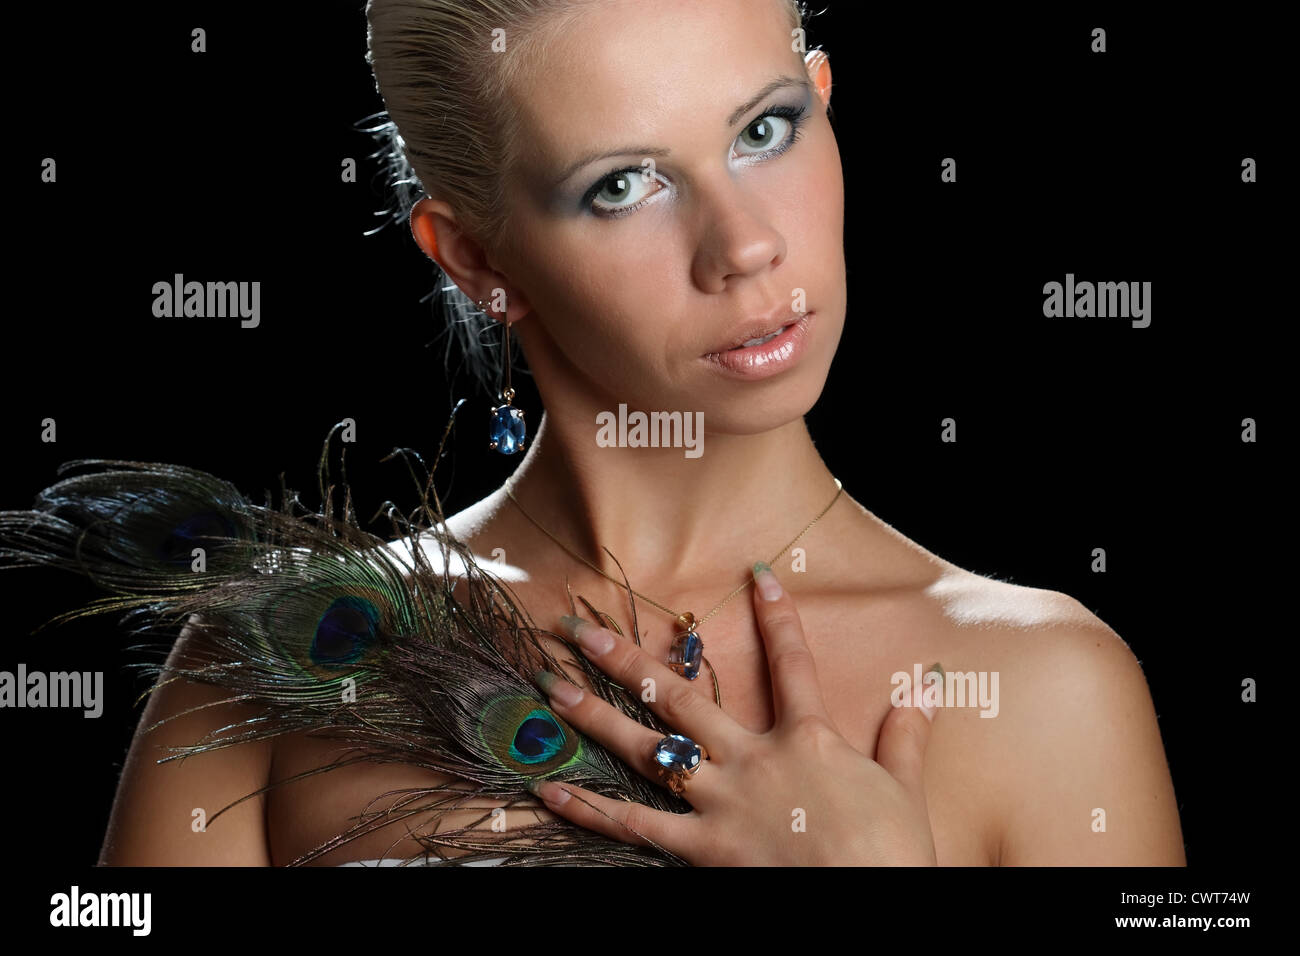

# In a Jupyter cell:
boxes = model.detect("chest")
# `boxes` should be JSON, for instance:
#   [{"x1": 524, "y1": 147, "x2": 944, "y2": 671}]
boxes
[{"x1": 267, "y1": 583, "x2": 999, "y2": 865}]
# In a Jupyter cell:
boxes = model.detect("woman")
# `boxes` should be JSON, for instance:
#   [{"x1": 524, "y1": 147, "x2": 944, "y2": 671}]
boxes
[{"x1": 96, "y1": 0, "x2": 1185, "y2": 865}]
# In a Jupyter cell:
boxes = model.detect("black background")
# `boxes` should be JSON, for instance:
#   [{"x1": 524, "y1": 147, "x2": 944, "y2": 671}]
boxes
[{"x1": 2, "y1": 0, "x2": 1280, "y2": 935}]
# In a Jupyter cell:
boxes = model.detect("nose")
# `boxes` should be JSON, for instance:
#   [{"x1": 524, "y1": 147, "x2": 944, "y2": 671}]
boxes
[{"x1": 690, "y1": 179, "x2": 787, "y2": 293}]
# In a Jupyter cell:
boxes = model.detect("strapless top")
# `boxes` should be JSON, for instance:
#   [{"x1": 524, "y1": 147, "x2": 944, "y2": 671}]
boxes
[{"x1": 338, "y1": 857, "x2": 507, "y2": 866}]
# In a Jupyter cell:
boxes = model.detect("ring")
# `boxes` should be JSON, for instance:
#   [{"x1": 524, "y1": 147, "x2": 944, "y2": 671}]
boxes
[{"x1": 652, "y1": 733, "x2": 709, "y2": 797}]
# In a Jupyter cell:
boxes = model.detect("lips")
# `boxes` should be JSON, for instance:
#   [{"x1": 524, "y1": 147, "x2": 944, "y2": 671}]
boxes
[
  {"x1": 733, "y1": 327, "x2": 788, "y2": 350},
  {"x1": 706, "y1": 313, "x2": 806, "y2": 355},
  {"x1": 702, "y1": 312, "x2": 814, "y2": 379}
]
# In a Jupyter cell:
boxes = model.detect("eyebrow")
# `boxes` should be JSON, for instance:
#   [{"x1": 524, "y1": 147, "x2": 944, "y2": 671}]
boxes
[{"x1": 551, "y1": 74, "x2": 809, "y2": 190}]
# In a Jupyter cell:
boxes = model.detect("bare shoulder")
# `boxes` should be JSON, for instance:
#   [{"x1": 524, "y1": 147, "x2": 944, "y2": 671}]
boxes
[
  {"x1": 918, "y1": 569, "x2": 1185, "y2": 865},
  {"x1": 101, "y1": 617, "x2": 274, "y2": 865},
  {"x1": 380, "y1": 490, "x2": 519, "y2": 581},
  {"x1": 923, "y1": 566, "x2": 1146, "y2": 709}
]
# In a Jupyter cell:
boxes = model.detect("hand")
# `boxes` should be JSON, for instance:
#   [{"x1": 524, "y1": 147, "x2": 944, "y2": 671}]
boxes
[{"x1": 529, "y1": 562, "x2": 941, "y2": 865}]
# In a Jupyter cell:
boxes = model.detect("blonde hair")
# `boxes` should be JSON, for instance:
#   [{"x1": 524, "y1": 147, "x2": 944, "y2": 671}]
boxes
[{"x1": 363, "y1": 0, "x2": 810, "y2": 395}]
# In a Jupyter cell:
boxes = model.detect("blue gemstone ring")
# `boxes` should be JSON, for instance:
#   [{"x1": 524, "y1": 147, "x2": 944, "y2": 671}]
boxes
[{"x1": 652, "y1": 733, "x2": 710, "y2": 797}]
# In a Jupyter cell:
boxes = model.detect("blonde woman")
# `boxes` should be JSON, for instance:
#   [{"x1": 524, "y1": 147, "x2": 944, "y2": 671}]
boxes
[{"x1": 98, "y1": 0, "x2": 1185, "y2": 866}]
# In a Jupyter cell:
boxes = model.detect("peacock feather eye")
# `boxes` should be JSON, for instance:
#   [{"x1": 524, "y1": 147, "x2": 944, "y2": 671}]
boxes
[
  {"x1": 478, "y1": 695, "x2": 583, "y2": 776},
  {"x1": 310, "y1": 595, "x2": 381, "y2": 668},
  {"x1": 510, "y1": 710, "x2": 568, "y2": 764}
]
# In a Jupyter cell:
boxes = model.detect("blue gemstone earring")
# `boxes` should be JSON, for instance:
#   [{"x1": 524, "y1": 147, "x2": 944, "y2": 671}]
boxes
[{"x1": 482, "y1": 298, "x2": 526, "y2": 455}]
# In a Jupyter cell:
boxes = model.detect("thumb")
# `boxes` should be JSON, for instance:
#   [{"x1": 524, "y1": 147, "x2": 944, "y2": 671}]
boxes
[{"x1": 876, "y1": 663, "x2": 943, "y2": 801}]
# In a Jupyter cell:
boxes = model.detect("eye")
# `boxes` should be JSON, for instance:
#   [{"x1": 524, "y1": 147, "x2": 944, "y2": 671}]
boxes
[
  {"x1": 584, "y1": 103, "x2": 809, "y2": 218},
  {"x1": 736, "y1": 114, "x2": 793, "y2": 155},
  {"x1": 732, "y1": 104, "x2": 808, "y2": 162},
  {"x1": 589, "y1": 166, "x2": 668, "y2": 217}
]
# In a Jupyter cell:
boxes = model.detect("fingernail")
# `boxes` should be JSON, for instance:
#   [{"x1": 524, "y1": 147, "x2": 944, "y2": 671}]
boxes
[
  {"x1": 918, "y1": 663, "x2": 944, "y2": 722},
  {"x1": 529, "y1": 778, "x2": 570, "y2": 806},
  {"x1": 561, "y1": 614, "x2": 614, "y2": 655},
  {"x1": 534, "y1": 668, "x2": 584, "y2": 707},
  {"x1": 752, "y1": 561, "x2": 782, "y2": 601}
]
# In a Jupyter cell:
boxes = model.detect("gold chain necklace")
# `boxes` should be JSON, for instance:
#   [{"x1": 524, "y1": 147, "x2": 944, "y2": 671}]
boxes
[{"x1": 504, "y1": 476, "x2": 843, "y2": 707}]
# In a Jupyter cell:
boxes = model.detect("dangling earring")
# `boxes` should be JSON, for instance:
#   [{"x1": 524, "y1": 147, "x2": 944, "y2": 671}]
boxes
[{"x1": 481, "y1": 298, "x2": 526, "y2": 455}]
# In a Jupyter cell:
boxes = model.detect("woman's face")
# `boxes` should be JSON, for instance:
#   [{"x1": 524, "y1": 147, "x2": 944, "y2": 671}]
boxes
[{"x1": 495, "y1": 0, "x2": 845, "y2": 434}]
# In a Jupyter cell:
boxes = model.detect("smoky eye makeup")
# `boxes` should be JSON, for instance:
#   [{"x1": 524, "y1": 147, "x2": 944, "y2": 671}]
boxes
[{"x1": 574, "y1": 91, "x2": 814, "y2": 219}]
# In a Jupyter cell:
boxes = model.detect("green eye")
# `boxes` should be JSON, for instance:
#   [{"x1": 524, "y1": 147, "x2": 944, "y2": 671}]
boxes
[
  {"x1": 596, "y1": 173, "x2": 635, "y2": 205},
  {"x1": 591, "y1": 168, "x2": 668, "y2": 215},
  {"x1": 737, "y1": 114, "x2": 792, "y2": 153},
  {"x1": 585, "y1": 102, "x2": 809, "y2": 218}
]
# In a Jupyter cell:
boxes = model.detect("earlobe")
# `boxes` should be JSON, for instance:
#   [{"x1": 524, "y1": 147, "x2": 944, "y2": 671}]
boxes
[
  {"x1": 488, "y1": 287, "x2": 534, "y2": 325},
  {"x1": 804, "y1": 49, "x2": 831, "y2": 106}
]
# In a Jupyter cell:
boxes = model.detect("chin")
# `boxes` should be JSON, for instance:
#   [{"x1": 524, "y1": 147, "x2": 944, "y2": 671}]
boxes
[{"x1": 696, "y1": 367, "x2": 832, "y2": 437}]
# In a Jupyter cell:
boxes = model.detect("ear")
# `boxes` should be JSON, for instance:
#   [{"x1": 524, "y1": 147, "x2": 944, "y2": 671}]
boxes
[
  {"x1": 804, "y1": 49, "x2": 832, "y2": 107},
  {"x1": 409, "y1": 197, "x2": 533, "y2": 322}
]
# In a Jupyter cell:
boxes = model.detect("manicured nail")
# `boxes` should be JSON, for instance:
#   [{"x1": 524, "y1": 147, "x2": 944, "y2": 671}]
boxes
[
  {"x1": 561, "y1": 614, "x2": 614, "y2": 655},
  {"x1": 752, "y1": 561, "x2": 782, "y2": 601},
  {"x1": 918, "y1": 663, "x2": 944, "y2": 722},
  {"x1": 533, "y1": 669, "x2": 584, "y2": 707},
  {"x1": 529, "y1": 778, "x2": 570, "y2": 806}
]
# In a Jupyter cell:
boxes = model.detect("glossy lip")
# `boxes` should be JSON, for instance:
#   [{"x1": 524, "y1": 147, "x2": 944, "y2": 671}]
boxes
[
  {"x1": 706, "y1": 308, "x2": 809, "y2": 354},
  {"x1": 702, "y1": 312, "x2": 814, "y2": 379}
]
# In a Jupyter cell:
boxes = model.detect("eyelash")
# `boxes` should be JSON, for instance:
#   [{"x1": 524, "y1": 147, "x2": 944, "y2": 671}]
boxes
[{"x1": 583, "y1": 102, "x2": 810, "y2": 219}]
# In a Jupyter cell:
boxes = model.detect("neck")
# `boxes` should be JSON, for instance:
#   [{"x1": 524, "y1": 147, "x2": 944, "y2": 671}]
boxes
[{"x1": 500, "y1": 407, "x2": 840, "y2": 592}]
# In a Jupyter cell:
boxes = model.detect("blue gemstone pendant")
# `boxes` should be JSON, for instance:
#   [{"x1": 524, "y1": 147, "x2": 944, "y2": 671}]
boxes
[
  {"x1": 489, "y1": 388, "x2": 526, "y2": 455},
  {"x1": 487, "y1": 314, "x2": 526, "y2": 455},
  {"x1": 667, "y1": 612, "x2": 703, "y2": 681}
]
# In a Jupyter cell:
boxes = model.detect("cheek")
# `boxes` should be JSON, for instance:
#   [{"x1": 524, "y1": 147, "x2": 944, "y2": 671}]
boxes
[
  {"x1": 524, "y1": 221, "x2": 677, "y2": 343},
  {"x1": 788, "y1": 135, "x2": 846, "y2": 318},
  {"x1": 795, "y1": 133, "x2": 845, "y2": 252},
  {"x1": 783, "y1": 137, "x2": 847, "y2": 363},
  {"x1": 509, "y1": 230, "x2": 672, "y2": 379}
]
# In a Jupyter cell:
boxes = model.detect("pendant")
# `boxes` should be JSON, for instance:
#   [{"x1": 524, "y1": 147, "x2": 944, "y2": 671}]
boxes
[
  {"x1": 667, "y1": 611, "x2": 703, "y2": 681},
  {"x1": 489, "y1": 387, "x2": 526, "y2": 455}
]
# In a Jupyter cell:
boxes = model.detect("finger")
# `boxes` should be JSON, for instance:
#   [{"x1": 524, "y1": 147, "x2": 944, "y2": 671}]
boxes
[
  {"x1": 534, "y1": 668, "x2": 718, "y2": 801},
  {"x1": 527, "y1": 777, "x2": 698, "y2": 860},
  {"x1": 559, "y1": 615, "x2": 745, "y2": 758},
  {"x1": 750, "y1": 562, "x2": 830, "y2": 725},
  {"x1": 876, "y1": 663, "x2": 943, "y2": 803}
]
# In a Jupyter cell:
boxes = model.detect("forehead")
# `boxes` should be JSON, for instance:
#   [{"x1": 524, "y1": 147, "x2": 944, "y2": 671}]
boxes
[{"x1": 505, "y1": 0, "x2": 801, "y2": 178}]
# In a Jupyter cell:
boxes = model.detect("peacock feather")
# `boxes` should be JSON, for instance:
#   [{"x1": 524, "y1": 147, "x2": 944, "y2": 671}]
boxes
[{"x1": 0, "y1": 405, "x2": 691, "y2": 865}]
